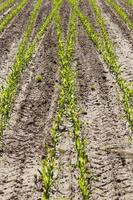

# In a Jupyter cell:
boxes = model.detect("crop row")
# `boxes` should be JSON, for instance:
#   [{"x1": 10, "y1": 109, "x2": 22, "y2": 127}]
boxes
[
  {"x1": 0, "y1": 0, "x2": 63, "y2": 136},
  {"x1": 66, "y1": 1, "x2": 90, "y2": 199},
  {"x1": 105, "y1": 0, "x2": 133, "y2": 29},
  {"x1": 0, "y1": 0, "x2": 15, "y2": 13},
  {"x1": 76, "y1": 1, "x2": 133, "y2": 132},
  {"x1": 0, "y1": 0, "x2": 43, "y2": 134},
  {"x1": 124, "y1": 0, "x2": 133, "y2": 6},
  {"x1": 90, "y1": 0, "x2": 133, "y2": 129},
  {"x1": 0, "y1": 0, "x2": 28, "y2": 33},
  {"x1": 42, "y1": 0, "x2": 90, "y2": 199},
  {"x1": 41, "y1": 1, "x2": 65, "y2": 198}
]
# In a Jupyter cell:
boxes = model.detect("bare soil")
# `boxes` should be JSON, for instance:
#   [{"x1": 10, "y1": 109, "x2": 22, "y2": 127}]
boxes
[{"x1": 0, "y1": 0, "x2": 133, "y2": 199}]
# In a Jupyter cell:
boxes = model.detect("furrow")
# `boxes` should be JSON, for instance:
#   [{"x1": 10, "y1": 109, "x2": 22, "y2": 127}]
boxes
[
  {"x1": 41, "y1": 1, "x2": 79, "y2": 199},
  {"x1": 75, "y1": 2, "x2": 133, "y2": 198},
  {"x1": 31, "y1": 0, "x2": 52, "y2": 39},
  {"x1": 59, "y1": 0, "x2": 71, "y2": 38},
  {"x1": 78, "y1": 0, "x2": 98, "y2": 31},
  {"x1": 0, "y1": 0, "x2": 52, "y2": 91},
  {"x1": 1, "y1": 1, "x2": 133, "y2": 200}
]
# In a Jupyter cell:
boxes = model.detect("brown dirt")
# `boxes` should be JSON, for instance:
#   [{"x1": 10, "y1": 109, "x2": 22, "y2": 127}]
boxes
[{"x1": 0, "y1": 0, "x2": 133, "y2": 199}]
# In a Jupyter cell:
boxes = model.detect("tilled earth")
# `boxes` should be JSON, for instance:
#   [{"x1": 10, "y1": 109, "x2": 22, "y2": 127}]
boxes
[{"x1": 0, "y1": 0, "x2": 133, "y2": 200}]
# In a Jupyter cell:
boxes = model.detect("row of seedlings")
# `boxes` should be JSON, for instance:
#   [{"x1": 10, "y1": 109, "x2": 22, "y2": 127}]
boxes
[
  {"x1": 89, "y1": 0, "x2": 133, "y2": 132},
  {"x1": 0, "y1": 0, "x2": 15, "y2": 13},
  {"x1": 105, "y1": 0, "x2": 133, "y2": 29},
  {"x1": 0, "y1": 0, "x2": 43, "y2": 132},
  {"x1": 67, "y1": 1, "x2": 90, "y2": 199},
  {"x1": 124, "y1": 0, "x2": 133, "y2": 6},
  {"x1": 41, "y1": 0, "x2": 90, "y2": 199},
  {"x1": 75, "y1": 3, "x2": 133, "y2": 132},
  {"x1": 41, "y1": 0, "x2": 71, "y2": 198},
  {"x1": 0, "y1": 0, "x2": 28, "y2": 33},
  {"x1": 0, "y1": 0, "x2": 63, "y2": 135}
]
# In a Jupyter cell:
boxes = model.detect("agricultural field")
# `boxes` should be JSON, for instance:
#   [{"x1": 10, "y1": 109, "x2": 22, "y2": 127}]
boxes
[{"x1": 0, "y1": 0, "x2": 133, "y2": 199}]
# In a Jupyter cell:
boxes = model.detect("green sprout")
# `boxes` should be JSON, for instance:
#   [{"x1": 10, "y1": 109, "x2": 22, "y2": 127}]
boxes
[{"x1": 35, "y1": 74, "x2": 43, "y2": 82}]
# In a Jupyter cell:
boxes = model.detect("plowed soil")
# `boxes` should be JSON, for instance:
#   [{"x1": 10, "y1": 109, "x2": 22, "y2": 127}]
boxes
[{"x1": 0, "y1": 0, "x2": 133, "y2": 200}]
